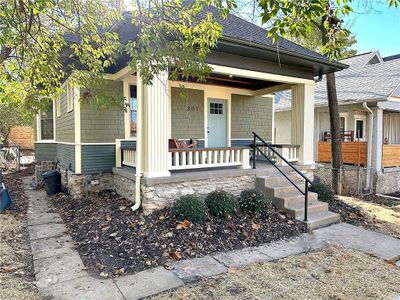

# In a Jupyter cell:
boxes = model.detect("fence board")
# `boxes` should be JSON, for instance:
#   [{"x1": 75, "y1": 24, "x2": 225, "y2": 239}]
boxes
[{"x1": 318, "y1": 141, "x2": 367, "y2": 165}]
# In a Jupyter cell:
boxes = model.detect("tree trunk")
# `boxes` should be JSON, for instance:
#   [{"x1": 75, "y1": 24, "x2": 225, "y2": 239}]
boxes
[
  {"x1": 319, "y1": 21, "x2": 343, "y2": 194},
  {"x1": 326, "y1": 72, "x2": 342, "y2": 193}
]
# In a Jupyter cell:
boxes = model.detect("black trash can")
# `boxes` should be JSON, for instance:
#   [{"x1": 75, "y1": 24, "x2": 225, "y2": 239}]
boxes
[{"x1": 42, "y1": 170, "x2": 61, "y2": 195}]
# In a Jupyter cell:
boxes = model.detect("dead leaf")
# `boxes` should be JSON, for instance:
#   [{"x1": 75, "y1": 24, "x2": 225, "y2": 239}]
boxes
[
  {"x1": 105, "y1": 215, "x2": 112, "y2": 222},
  {"x1": 159, "y1": 215, "x2": 166, "y2": 220},
  {"x1": 242, "y1": 229, "x2": 249, "y2": 237},
  {"x1": 251, "y1": 223, "x2": 261, "y2": 230},
  {"x1": 228, "y1": 267, "x2": 240, "y2": 273},
  {"x1": 349, "y1": 213, "x2": 357, "y2": 219},
  {"x1": 100, "y1": 272, "x2": 109, "y2": 278},
  {"x1": 109, "y1": 232, "x2": 118, "y2": 238},
  {"x1": 288, "y1": 220, "x2": 295, "y2": 225},
  {"x1": 115, "y1": 268, "x2": 125, "y2": 275},
  {"x1": 1, "y1": 266, "x2": 16, "y2": 273},
  {"x1": 171, "y1": 250, "x2": 182, "y2": 260},
  {"x1": 176, "y1": 219, "x2": 191, "y2": 229}
]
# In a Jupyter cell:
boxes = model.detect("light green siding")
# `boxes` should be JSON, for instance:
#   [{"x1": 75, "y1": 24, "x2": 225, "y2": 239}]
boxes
[
  {"x1": 55, "y1": 91, "x2": 75, "y2": 143},
  {"x1": 171, "y1": 87, "x2": 204, "y2": 139},
  {"x1": 231, "y1": 95, "x2": 273, "y2": 141},
  {"x1": 80, "y1": 81, "x2": 124, "y2": 143}
]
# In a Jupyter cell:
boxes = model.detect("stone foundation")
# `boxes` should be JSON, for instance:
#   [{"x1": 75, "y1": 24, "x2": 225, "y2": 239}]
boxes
[
  {"x1": 375, "y1": 168, "x2": 400, "y2": 194},
  {"x1": 113, "y1": 167, "x2": 257, "y2": 212},
  {"x1": 57, "y1": 165, "x2": 114, "y2": 198}
]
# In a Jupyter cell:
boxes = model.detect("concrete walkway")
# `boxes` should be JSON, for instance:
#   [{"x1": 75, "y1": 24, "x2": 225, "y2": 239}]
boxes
[{"x1": 24, "y1": 178, "x2": 400, "y2": 300}]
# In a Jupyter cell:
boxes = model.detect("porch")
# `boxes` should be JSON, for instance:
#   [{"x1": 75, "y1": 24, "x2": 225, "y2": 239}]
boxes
[{"x1": 112, "y1": 64, "x2": 316, "y2": 179}]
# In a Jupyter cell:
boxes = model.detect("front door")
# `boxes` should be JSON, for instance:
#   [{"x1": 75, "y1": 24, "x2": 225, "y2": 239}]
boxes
[{"x1": 208, "y1": 99, "x2": 227, "y2": 147}]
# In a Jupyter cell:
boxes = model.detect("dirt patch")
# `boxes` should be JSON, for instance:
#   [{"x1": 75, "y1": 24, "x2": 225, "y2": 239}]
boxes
[
  {"x1": 1, "y1": 167, "x2": 42, "y2": 300},
  {"x1": 49, "y1": 191, "x2": 307, "y2": 277},
  {"x1": 152, "y1": 245, "x2": 400, "y2": 300}
]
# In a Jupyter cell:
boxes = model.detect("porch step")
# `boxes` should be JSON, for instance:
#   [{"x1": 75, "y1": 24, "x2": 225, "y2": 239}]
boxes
[{"x1": 256, "y1": 174, "x2": 340, "y2": 230}]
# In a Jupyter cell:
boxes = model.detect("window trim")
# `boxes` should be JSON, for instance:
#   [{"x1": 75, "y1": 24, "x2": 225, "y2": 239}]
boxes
[
  {"x1": 37, "y1": 104, "x2": 55, "y2": 142},
  {"x1": 354, "y1": 115, "x2": 367, "y2": 141},
  {"x1": 56, "y1": 97, "x2": 61, "y2": 118},
  {"x1": 66, "y1": 81, "x2": 75, "y2": 113}
]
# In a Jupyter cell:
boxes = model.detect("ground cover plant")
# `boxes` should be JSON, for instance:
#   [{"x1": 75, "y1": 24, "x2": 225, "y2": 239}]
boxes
[{"x1": 205, "y1": 189, "x2": 239, "y2": 218}]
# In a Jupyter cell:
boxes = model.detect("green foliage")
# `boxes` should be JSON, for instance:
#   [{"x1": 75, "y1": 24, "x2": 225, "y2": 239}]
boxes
[
  {"x1": 309, "y1": 183, "x2": 334, "y2": 202},
  {"x1": 239, "y1": 189, "x2": 271, "y2": 214},
  {"x1": 205, "y1": 189, "x2": 239, "y2": 217},
  {"x1": 171, "y1": 195, "x2": 207, "y2": 223}
]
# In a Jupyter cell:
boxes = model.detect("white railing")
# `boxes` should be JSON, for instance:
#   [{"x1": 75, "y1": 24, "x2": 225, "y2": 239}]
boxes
[
  {"x1": 115, "y1": 139, "x2": 136, "y2": 168},
  {"x1": 168, "y1": 147, "x2": 251, "y2": 170},
  {"x1": 275, "y1": 144, "x2": 299, "y2": 166}
]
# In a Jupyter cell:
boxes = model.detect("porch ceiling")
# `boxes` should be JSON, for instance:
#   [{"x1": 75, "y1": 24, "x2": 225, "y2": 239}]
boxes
[{"x1": 178, "y1": 73, "x2": 282, "y2": 91}]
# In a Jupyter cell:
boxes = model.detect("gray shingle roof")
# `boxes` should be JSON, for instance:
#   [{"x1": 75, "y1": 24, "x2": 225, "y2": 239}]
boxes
[{"x1": 275, "y1": 52, "x2": 400, "y2": 111}]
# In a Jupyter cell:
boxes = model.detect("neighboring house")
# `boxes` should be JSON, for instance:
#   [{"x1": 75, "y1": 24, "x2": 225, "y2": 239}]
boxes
[
  {"x1": 35, "y1": 9, "x2": 346, "y2": 228},
  {"x1": 275, "y1": 51, "x2": 400, "y2": 194},
  {"x1": 6, "y1": 126, "x2": 35, "y2": 150}
]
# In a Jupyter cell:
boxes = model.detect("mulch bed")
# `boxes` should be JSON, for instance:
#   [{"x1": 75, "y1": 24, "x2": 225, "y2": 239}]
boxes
[
  {"x1": 326, "y1": 197, "x2": 369, "y2": 227},
  {"x1": 49, "y1": 191, "x2": 307, "y2": 277}
]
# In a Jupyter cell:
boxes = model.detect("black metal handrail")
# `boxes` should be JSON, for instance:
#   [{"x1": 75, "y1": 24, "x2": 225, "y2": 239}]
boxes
[{"x1": 252, "y1": 132, "x2": 311, "y2": 221}]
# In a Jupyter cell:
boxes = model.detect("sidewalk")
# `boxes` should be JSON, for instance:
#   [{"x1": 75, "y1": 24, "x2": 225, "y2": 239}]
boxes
[{"x1": 24, "y1": 178, "x2": 400, "y2": 300}]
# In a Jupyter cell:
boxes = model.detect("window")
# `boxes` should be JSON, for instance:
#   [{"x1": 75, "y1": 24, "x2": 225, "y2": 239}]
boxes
[
  {"x1": 40, "y1": 106, "x2": 54, "y2": 140},
  {"x1": 66, "y1": 81, "x2": 75, "y2": 112},
  {"x1": 130, "y1": 85, "x2": 137, "y2": 137},
  {"x1": 340, "y1": 117, "x2": 346, "y2": 132},
  {"x1": 210, "y1": 102, "x2": 223, "y2": 114},
  {"x1": 355, "y1": 119, "x2": 364, "y2": 139},
  {"x1": 56, "y1": 97, "x2": 61, "y2": 117}
]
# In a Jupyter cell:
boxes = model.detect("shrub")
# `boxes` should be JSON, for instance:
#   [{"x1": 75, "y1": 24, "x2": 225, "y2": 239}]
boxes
[
  {"x1": 239, "y1": 189, "x2": 271, "y2": 214},
  {"x1": 171, "y1": 195, "x2": 207, "y2": 223},
  {"x1": 309, "y1": 182, "x2": 334, "y2": 202},
  {"x1": 205, "y1": 189, "x2": 239, "y2": 217}
]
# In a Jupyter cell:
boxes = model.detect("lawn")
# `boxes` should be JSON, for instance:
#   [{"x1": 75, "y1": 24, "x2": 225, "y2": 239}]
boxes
[{"x1": 152, "y1": 245, "x2": 400, "y2": 300}]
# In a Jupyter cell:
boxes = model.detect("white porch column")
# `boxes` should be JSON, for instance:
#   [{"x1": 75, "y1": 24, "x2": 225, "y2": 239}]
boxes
[
  {"x1": 291, "y1": 84, "x2": 315, "y2": 165},
  {"x1": 371, "y1": 108, "x2": 383, "y2": 174},
  {"x1": 142, "y1": 71, "x2": 171, "y2": 178}
]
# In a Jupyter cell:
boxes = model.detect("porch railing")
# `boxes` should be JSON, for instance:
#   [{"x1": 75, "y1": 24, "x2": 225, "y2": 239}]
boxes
[
  {"x1": 115, "y1": 139, "x2": 136, "y2": 168},
  {"x1": 254, "y1": 143, "x2": 299, "y2": 165},
  {"x1": 168, "y1": 147, "x2": 250, "y2": 170}
]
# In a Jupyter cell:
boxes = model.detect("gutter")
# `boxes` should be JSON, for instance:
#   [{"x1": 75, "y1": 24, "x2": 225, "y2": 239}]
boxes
[
  {"x1": 363, "y1": 102, "x2": 373, "y2": 191},
  {"x1": 218, "y1": 36, "x2": 349, "y2": 71},
  {"x1": 131, "y1": 73, "x2": 143, "y2": 211}
]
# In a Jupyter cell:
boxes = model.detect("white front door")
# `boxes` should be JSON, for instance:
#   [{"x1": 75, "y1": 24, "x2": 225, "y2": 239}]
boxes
[{"x1": 208, "y1": 99, "x2": 227, "y2": 147}]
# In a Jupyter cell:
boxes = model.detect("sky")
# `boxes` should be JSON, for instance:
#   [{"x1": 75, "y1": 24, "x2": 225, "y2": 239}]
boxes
[{"x1": 345, "y1": 2, "x2": 400, "y2": 57}]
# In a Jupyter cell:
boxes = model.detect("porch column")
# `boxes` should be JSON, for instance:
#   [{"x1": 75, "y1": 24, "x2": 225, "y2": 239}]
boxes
[
  {"x1": 291, "y1": 84, "x2": 315, "y2": 165},
  {"x1": 142, "y1": 71, "x2": 171, "y2": 178},
  {"x1": 371, "y1": 108, "x2": 383, "y2": 174}
]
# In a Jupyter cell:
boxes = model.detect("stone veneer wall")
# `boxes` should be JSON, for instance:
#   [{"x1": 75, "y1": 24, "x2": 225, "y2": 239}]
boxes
[
  {"x1": 375, "y1": 169, "x2": 400, "y2": 194},
  {"x1": 114, "y1": 169, "x2": 256, "y2": 212},
  {"x1": 57, "y1": 164, "x2": 114, "y2": 197}
]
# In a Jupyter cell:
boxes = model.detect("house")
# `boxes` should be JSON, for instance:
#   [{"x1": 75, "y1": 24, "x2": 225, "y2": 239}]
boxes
[
  {"x1": 274, "y1": 51, "x2": 400, "y2": 194},
  {"x1": 34, "y1": 9, "x2": 346, "y2": 228}
]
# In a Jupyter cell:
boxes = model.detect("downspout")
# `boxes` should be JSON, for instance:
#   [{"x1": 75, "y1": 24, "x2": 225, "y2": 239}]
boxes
[
  {"x1": 131, "y1": 75, "x2": 143, "y2": 211},
  {"x1": 363, "y1": 102, "x2": 373, "y2": 191}
]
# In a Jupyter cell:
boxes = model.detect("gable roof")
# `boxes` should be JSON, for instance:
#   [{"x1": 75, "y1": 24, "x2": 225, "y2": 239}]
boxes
[
  {"x1": 275, "y1": 51, "x2": 400, "y2": 111},
  {"x1": 103, "y1": 7, "x2": 346, "y2": 75}
]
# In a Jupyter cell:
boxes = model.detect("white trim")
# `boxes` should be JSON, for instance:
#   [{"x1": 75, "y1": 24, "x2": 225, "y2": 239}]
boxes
[
  {"x1": 74, "y1": 87, "x2": 81, "y2": 174},
  {"x1": 271, "y1": 94, "x2": 275, "y2": 143},
  {"x1": 53, "y1": 100, "x2": 57, "y2": 140},
  {"x1": 35, "y1": 141, "x2": 117, "y2": 146},
  {"x1": 66, "y1": 80, "x2": 75, "y2": 113},
  {"x1": 209, "y1": 64, "x2": 315, "y2": 85},
  {"x1": 56, "y1": 97, "x2": 61, "y2": 118}
]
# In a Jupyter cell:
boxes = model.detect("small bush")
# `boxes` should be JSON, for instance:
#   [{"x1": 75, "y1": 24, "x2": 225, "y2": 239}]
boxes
[
  {"x1": 171, "y1": 195, "x2": 207, "y2": 223},
  {"x1": 239, "y1": 189, "x2": 271, "y2": 214},
  {"x1": 205, "y1": 189, "x2": 239, "y2": 217},
  {"x1": 309, "y1": 182, "x2": 334, "y2": 202}
]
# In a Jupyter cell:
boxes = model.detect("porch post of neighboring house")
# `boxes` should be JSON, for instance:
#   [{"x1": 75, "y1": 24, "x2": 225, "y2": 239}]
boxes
[
  {"x1": 371, "y1": 108, "x2": 383, "y2": 174},
  {"x1": 141, "y1": 71, "x2": 171, "y2": 178},
  {"x1": 291, "y1": 83, "x2": 315, "y2": 165}
]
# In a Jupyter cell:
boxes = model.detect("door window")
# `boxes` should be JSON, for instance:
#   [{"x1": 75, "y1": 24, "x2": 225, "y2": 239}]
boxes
[{"x1": 210, "y1": 102, "x2": 223, "y2": 114}]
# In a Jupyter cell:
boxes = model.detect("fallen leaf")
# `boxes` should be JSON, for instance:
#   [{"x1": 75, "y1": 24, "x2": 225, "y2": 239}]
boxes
[
  {"x1": 1, "y1": 266, "x2": 16, "y2": 273},
  {"x1": 171, "y1": 250, "x2": 182, "y2": 260},
  {"x1": 105, "y1": 215, "x2": 112, "y2": 222},
  {"x1": 287, "y1": 220, "x2": 295, "y2": 225},
  {"x1": 251, "y1": 223, "x2": 261, "y2": 230},
  {"x1": 176, "y1": 219, "x2": 191, "y2": 229},
  {"x1": 349, "y1": 213, "x2": 357, "y2": 219},
  {"x1": 115, "y1": 268, "x2": 125, "y2": 275},
  {"x1": 109, "y1": 232, "x2": 118, "y2": 238},
  {"x1": 100, "y1": 272, "x2": 109, "y2": 278},
  {"x1": 228, "y1": 267, "x2": 240, "y2": 273}
]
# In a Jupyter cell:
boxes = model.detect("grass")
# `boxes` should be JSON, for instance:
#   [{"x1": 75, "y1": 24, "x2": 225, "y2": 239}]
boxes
[{"x1": 152, "y1": 245, "x2": 400, "y2": 300}]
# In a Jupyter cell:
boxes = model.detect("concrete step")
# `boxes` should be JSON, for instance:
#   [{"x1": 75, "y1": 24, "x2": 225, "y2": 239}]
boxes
[
  {"x1": 284, "y1": 201, "x2": 329, "y2": 219},
  {"x1": 273, "y1": 191, "x2": 318, "y2": 210},
  {"x1": 263, "y1": 184, "x2": 305, "y2": 198},
  {"x1": 303, "y1": 211, "x2": 341, "y2": 230},
  {"x1": 256, "y1": 174, "x2": 303, "y2": 186}
]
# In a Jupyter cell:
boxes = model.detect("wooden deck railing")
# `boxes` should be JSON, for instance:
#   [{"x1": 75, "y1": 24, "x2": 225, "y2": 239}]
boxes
[
  {"x1": 382, "y1": 144, "x2": 400, "y2": 168},
  {"x1": 168, "y1": 147, "x2": 250, "y2": 170},
  {"x1": 318, "y1": 141, "x2": 367, "y2": 165}
]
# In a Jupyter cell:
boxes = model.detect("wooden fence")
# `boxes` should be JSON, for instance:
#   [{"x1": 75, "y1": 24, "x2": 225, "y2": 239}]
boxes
[
  {"x1": 382, "y1": 144, "x2": 400, "y2": 168},
  {"x1": 318, "y1": 141, "x2": 367, "y2": 165}
]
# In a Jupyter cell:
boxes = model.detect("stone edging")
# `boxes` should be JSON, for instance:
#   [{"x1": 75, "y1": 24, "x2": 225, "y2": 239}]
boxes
[{"x1": 23, "y1": 178, "x2": 400, "y2": 300}]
